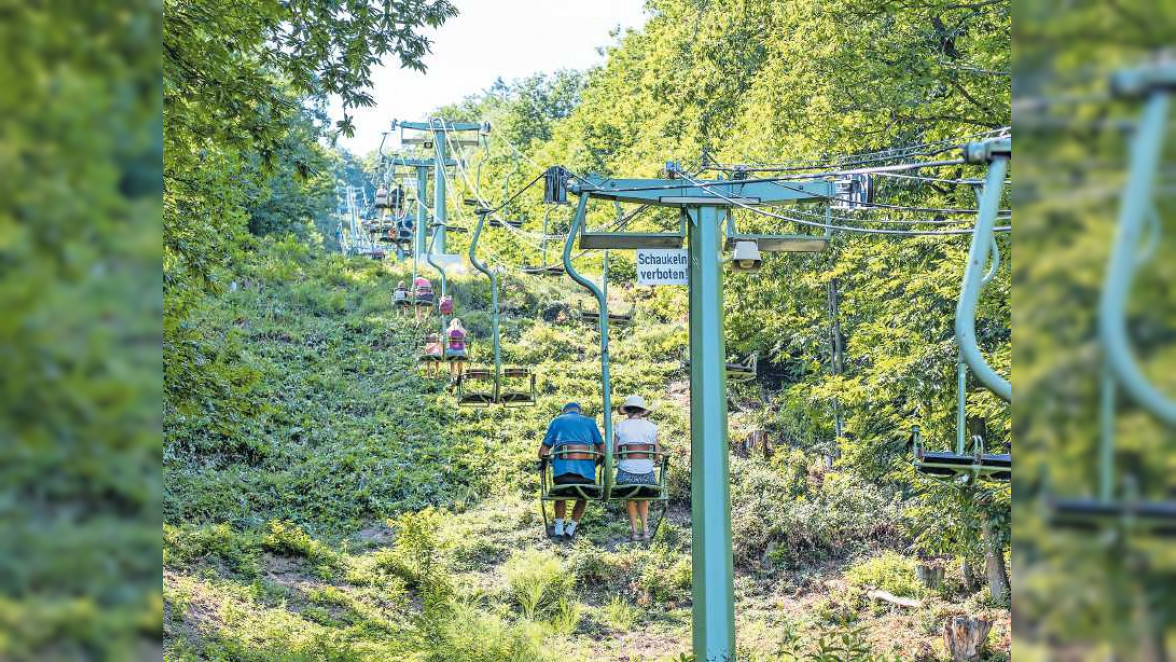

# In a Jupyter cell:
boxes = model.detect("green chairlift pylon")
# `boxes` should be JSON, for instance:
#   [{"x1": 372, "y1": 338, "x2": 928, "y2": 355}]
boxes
[
  {"x1": 1050, "y1": 63, "x2": 1176, "y2": 537},
  {"x1": 912, "y1": 138, "x2": 1012, "y2": 483},
  {"x1": 547, "y1": 163, "x2": 835, "y2": 662}
]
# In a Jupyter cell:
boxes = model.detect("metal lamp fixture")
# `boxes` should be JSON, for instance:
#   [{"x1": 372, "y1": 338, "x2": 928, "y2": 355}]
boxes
[{"x1": 730, "y1": 240, "x2": 762, "y2": 272}]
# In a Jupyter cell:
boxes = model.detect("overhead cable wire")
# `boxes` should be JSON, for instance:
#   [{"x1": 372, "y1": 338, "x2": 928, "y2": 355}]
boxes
[
  {"x1": 705, "y1": 127, "x2": 1010, "y2": 173},
  {"x1": 678, "y1": 173, "x2": 1010, "y2": 237}
]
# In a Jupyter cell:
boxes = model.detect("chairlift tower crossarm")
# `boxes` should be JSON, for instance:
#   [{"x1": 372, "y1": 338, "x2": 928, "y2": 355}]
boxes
[{"x1": 397, "y1": 119, "x2": 488, "y2": 254}]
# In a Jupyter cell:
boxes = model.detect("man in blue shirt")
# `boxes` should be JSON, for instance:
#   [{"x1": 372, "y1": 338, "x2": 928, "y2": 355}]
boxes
[{"x1": 539, "y1": 402, "x2": 603, "y2": 538}]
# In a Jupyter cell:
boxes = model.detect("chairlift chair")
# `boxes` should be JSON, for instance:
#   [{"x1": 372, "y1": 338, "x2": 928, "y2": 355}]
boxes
[
  {"x1": 498, "y1": 367, "x2": 536, "y2": 406},
  {"x1": 1049, "y1": 498, "x2": 1176, "y2": 537},
  {"x1": 608, "y1": 443, "x2": 671, "y2": 540},
  {"x1": 539, "y1": 444, "x2": 605, "y2": 538},
  {"x1": 489, "y1": 218, "x2": 524, "y2": 229},
  {"x1": 576, "y1": 300, "x2": 634, "y2": 326},
  {"x1": 456, "y1": 368, "x2": 497, "y2": 406},
  {"x1": 911, "y1": 428, "x2": 1011, "y2": 482},
  {"x1": 418, "y1": 333, "x2": 444, "y2": 365},
  {"x1": 1045, "y1": 66, "x2": 1176, "y2": 538},
  {"x1": 522, "y1": 262, "x2": 565, "y2": 277}
]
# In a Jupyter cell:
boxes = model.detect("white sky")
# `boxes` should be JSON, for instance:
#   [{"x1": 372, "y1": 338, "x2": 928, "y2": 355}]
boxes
[{"x1": 336, "y1": 0, "x2": 649, "y2": 154}]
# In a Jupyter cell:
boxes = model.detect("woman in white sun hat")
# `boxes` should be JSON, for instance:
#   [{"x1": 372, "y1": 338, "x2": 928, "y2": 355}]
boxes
[{"x1": 614, "y1": 394, "x2": 660, "y2": 541}]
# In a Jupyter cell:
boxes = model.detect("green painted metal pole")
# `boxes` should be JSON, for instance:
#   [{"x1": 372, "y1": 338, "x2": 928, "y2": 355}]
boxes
[
  {"x1": 1099, "y1": 366, "x2": 1115, "y2": 502},
  {"x1": 602, "y1": 251, "x2": 609, "y2": 306},
  {"x1": 1101, "y1": 90, "x2": 1176, "y2": 426},
  {"x1": 425, "y1": 227, "x2": 448, "y2": 337},
  {"x1": 415, "y1": 166, "x2": 429, "y2": 262},
  {"x1": 433, "y1": 122, "x2": 448, "y2": 255},
  {"x1": 540, "y1": 208, "x2": 550, "y2": 267},
  {"x1": 469, "y1": 211, "x2": 501, "y2": 395},
  {"x1": 563, "y1": 194, "x2": 612, "y2": 498},
  {"x1": 956, "y1": 359, "x2": 967, "y2": 455},
  {"x1": 956, "y1": 143, "x2": 1011, "y2": 402},
  {"x1": 687, "y1": 205, "x2": 735, "y2": 661}
]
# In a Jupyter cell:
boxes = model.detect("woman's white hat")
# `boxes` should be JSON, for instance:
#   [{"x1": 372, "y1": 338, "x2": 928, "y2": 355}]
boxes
[{"x1": 619, "y1": 394, "x2": 651, "y2": 414}]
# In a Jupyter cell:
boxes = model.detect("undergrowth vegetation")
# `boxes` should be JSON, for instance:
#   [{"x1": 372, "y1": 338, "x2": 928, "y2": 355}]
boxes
[{"x1": 164, "y1": 242, "x2": 1010, "y2": 660}]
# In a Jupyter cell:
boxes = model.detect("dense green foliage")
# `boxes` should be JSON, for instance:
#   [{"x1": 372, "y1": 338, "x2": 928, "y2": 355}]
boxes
[
  {"x1": 0, "y1": 2, "x2": 161, "y2": 658},
  {"x1": 1012, "y1": 1, "x2": 1176, "y2": 658},
  {"x1": 161, "y1": 0, "x2": 1021, "y2": 658},
  {"x1": 430, "y1": 0, "x2": 1011, "y2": 580}
]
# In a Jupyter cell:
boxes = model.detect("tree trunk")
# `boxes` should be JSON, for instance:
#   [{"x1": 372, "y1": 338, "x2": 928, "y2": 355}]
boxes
[
  {"x1": 982, "y1": 518, "x2": 1010, "y2": 605},
  {"x1": 960, "y1": 557, "x2": 977, "y2": 592},
  {"x1": 942, "y1": 616, "x2": 992, "y2": 661},
  {"x1": 916, "y1": 564, "x2": 944, "y2": 591}
]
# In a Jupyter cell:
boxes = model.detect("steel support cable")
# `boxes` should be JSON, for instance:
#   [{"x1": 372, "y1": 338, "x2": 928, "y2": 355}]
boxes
[
  {"x1": 707, "y1": 127, "x2": 1011, "y2": 173},
  {"x1": 762, "y1": 176, "x2": 1012, "y2": 215},
  {"x1": 780, "y1": 205, "x2": 1005, "y2": 226},
  {"x1": 438, "y1": 132, "x2": 556, "y2": 268},
  {"x1": 445, "y1": 139, "x2": 554, "y2": 253},
  {"x1": 874, "y1": 172, "x2": 998, "y2": 185},
  {"x1": 441, "y1": 126, "x2": 559, "y2": 249},
  {"x1": 678, "y1": 173, "x2": 1010, "y2": 236}
]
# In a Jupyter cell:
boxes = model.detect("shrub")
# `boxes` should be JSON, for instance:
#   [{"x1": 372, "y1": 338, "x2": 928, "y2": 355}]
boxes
[
  {"x1": 424, "y1": 603, "x2": 547, "y2": 662},
  {"x1": 601, "y1": 595, "x2": 640, "y2": 631},
  {"x1": 731, "y1": 467, "x2": 903, "y2": 569},
  {"x1": 261, "y1": 520, "x2": 342, "y2": 572},
  {"x1": 845, "y1": 551, "x2": 924, "y2": 599},
  {"x1": 502, "y1": 548, "x2": 574, "y2": 620},
  {"x1": 373, "y1": 509, "x2": 450, "y2": 597},
  {"x1": 567, "y1": 545, "x2": 623, "y2": 586},
  {"x1": 548, "y1": 599, "x2": 581, "y2": 635},
  {"x1": 164, "y1": 523, "x2": 261, "y2": 577}
]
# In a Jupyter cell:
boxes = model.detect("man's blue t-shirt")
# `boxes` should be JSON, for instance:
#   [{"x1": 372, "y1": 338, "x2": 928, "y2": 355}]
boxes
[{"x1": 542, "y1": 412, "x2": 603, "y2": 482}]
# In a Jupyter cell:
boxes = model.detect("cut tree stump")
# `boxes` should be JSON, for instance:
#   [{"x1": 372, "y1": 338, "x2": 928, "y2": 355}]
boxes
[
  {"x1": 917, "y1": 564, "x2": 944, "y2": 591},
  {"x1": 942, "y1": 616, "x2": 992, "y2": 661}
]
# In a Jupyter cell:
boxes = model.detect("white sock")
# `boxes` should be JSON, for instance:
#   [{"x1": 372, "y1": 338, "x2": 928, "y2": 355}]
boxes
[
  {"x1": 554, "y1": 519, "x2": 564, "y2": 535},
  {"x1": 565, "y1": 521, "x2": 577, "y2": 535}
]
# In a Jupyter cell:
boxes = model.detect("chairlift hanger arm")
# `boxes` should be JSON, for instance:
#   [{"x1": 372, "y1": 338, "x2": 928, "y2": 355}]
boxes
[
  {"x1": 955, "y1": 139, "x2": 1012, "y2": 403},
  {"x1": 1100, "y1": 82, "x2": 1176, "y2": 426},
  {"x1": 563, "y1": 193, "x2": 613, "y2": 498}
]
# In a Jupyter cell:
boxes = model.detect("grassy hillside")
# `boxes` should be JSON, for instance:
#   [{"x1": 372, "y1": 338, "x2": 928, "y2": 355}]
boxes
[{"x1": 163, "y1": 240, "x2": 1010, "y2": 661}]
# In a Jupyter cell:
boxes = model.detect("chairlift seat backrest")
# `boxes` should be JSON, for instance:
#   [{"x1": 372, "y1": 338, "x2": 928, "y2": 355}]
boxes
[
  {"x1": 555, "y1": 443, "x2": 598, "y2": 461},
  {"x1": 618, "y1": 442, "x2": 654, "y2": 460}
]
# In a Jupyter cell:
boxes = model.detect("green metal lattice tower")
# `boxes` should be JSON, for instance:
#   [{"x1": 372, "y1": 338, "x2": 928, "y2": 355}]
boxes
[{"x1": 396, "y1": 119, "x2": 486, "y2": 255}]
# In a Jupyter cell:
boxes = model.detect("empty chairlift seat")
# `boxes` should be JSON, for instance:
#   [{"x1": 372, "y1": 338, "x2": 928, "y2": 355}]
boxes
[
  {"x1": 1049, "y1": 498, "x2": 1176, "y2": 536},
  {"x1": 522, "y1": 262, "x2": 565, "y2": 277},
  {"x1": 456, "y1": 368, "x2": 497, "y2": 406},
  {"x1": 576, "y1": 300, "x2": 633, "y2": 326},
  {"x1": 498, "y1": 367, "x2": 536, "y2": 405},
  {"x1": 911, "y1": 428, "x2": 1011, "y2": 482}
]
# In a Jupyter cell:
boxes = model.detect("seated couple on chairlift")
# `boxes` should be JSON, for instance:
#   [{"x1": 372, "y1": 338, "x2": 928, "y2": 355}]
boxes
[
  {"x1": 538, "y1": 395, "x2": 660, "y2": 541},
  {"x1": 422, "y1": 318, "x2": 467, "y2": 379}
]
